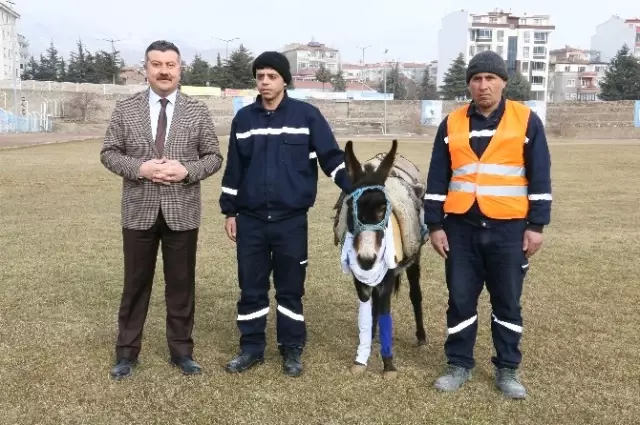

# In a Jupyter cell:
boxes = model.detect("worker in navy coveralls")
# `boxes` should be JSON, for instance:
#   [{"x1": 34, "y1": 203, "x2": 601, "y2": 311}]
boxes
[
  {"x1": 423, "y1": 51, "x2": 552, "y2": 399},
  {"x1": 219, "y1": 51, "x2": 352, "y2": 377}
]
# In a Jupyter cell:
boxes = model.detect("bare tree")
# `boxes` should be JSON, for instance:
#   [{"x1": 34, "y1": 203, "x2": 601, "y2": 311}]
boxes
[{"x1": 66, "y1": 92, "x2": 102, "y2": 122}]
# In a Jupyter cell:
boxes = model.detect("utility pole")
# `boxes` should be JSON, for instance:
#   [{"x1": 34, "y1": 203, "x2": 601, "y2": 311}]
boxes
[
  {"x1": 100, "y1": 38, "x2": 121, "y2": 85},
  {"x1": 216, "y1": 37, "x2": 239, "y2": 59},
  {"x1": 356, "y1": 45, "x2": 370, "y2": 91},
  {"x1": 5, "y1": 1, "x2": 19, "y2": 131},
  {"x1": 383, "y1": 49, "x2": 388, "y2": 135}
]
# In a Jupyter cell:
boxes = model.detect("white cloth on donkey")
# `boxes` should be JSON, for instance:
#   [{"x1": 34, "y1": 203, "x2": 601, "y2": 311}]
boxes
[{"x1": 340, "y1": 217, "x2": 398, "y2": 287}]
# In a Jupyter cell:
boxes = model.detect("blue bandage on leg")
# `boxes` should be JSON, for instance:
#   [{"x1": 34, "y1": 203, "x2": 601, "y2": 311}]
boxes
[{"x1": 378, "y1": 313, "x2": 393, "y2": 358}]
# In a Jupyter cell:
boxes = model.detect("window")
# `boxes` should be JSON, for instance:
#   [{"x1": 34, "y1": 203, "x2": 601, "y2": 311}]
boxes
[
  {"x1": 534, "y1": 32, "x2": 547, "y2": 42},
  {"x1": 469, "y1": 46, "x2": 475, "y2": 56},
  {"x1": 523, "y1": 47, "x2": 530, "y2": 58},
  {"x1": 533, "y1": 46, "x2": 546, "y2": 57},
  {"x1": 477, "y1": 29, "x2": 492, "y2": 39},
  {"x1": 566, "y1": 79, "x2": 575, "y2": 87},
  {"x1": 497, "y1": 30, "x2": 504, "y2": 42},
  {"x1": 531, "y1": 76, "x2": 545, "y2": 85},
  {"x1": 521, "y1": 62, "x2": 529, "y2": 72},
  {"x1": 565, "y1": 93, "x2": 576, "y2": 100},
  {"x1": 564, "y1": 66, "x2": 570, "y2": 71},
  {"x1": 531, "y1": 61, "x2": 546, "y2": 71},
  {"x1": 578, "y1": 66, "x2": 586, "y2": 72},
  {"x1": 496, "y1": 45, "x2": 504, "y2": 56},
  {"x1": 523, "y1": 32, "x2": 530, "y2": 43}
]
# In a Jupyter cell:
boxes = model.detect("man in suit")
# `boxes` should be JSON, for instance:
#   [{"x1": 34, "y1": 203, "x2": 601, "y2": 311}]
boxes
[{"x1": 100, "y1": 40, "x2": 224, "y2": 380}]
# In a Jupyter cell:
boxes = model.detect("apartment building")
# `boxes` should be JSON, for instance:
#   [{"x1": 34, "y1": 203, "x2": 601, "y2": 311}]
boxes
[
  {"x1": 0, "y1": 1, "x2": 20, "y2": 81},
  {"x1": 548, "y1": 46, "x2": 608, "y2": 103},
  {"x1": 17, "y1": 32, "x2": 27, "y2": 76},
  {"x1": 281, "y1": 40, "x2": 340, "y2": 76},
  {"x1": 337, "y1": 62, "x2": 428, "y2": 83},
  {"x1": 437, "y1": 8, "x2": 555, "y2": 101},
  {"x1": 591, "y1": 15, "x2": 640, "y2": 62}
]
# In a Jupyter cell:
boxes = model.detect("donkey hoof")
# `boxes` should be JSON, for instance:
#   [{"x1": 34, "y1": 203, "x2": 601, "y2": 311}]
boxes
[
  {"x1": 383, "y1": 370, "x2": 398, "y2": 380},
  {"x1": 416, "y1": 338, "x2": 428, "y2": 348},
  {"x1": 350, "y1": 363, "x2": 367, "y2": 375}
]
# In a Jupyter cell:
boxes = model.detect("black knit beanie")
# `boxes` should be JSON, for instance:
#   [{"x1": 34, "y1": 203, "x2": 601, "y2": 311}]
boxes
[
  {"x1": 466, "y1": 51, "x2": 509, "y2": 84},
  {"x1": 252, "y1": 51, "x2": 292, "y2": 85}
]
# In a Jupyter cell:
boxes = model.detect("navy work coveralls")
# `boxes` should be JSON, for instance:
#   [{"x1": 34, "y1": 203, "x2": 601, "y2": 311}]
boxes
[
  {"x1": 423, "y1": 97, "x2": 552, "y2": 370},
  {"x1": 219, "y1": 92, "x2": 351, "y2": 355}
]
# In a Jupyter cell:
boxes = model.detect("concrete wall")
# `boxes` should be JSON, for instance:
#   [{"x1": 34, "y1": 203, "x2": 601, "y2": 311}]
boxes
[{"x1": 3, "y1": 88, "x2": 640, "y2": 139}]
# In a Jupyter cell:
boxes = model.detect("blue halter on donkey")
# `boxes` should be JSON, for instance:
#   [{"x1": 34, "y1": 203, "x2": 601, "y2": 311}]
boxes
[{"x1": 338, "y1": 139, "x2": 425, "y2": 379}]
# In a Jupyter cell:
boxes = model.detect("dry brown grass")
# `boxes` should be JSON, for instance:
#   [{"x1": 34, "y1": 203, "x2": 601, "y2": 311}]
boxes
[{"x1": 1, "y1": 138, "x2": 639, "y2": 425}]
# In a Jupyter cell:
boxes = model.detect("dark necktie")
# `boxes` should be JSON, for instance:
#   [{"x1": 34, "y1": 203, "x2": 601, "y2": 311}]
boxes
[{"x1": 155, "y1": 98, "x2": 169, "y2": 157}]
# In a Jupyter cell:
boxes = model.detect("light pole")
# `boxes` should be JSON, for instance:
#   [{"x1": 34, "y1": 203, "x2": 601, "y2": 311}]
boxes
[
  {"x1": 216, "y1": 37, "x2": 239, "y2": 59},
  {"x1": 100, "y1": 38, "x2": 122, "y2": 85},
  {"x1": 383, "y1": 49, "x2": 388, "y2": 135},
  {"x1": 6, "y1": 1, "x2": 18, "y2": 131},
  {"x1": 357, "y1": 45, "x2": 370, "y2": 91}
]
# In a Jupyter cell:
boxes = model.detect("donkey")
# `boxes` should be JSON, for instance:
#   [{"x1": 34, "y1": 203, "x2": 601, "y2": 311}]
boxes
[{"x1": 339, "y1": 139, "x2": 427, "y2": 379}]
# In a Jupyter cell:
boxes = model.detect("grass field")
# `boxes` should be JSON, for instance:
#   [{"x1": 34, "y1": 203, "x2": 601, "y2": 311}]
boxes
[{"x1": 1, "y1": 137, "x2": 639, "y2": 425}]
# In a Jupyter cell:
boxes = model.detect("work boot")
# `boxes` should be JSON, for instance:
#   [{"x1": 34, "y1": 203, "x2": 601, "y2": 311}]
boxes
[
  {"x1": 281, "y1": 346, "x2": 303, "y2": 377},
  {"x1": 433, "y1": 364, "x2": 472, "y2": 392},
  {"x1": 495, "y1": 368, "x2": 527, "y2": 399},
  {"x1": 224, "y1": 351, "x2": 264, "y2": 373}
]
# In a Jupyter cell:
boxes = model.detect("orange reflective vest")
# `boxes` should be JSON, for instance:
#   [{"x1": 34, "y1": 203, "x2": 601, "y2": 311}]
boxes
[{"x1": 443, "y1": 100, "x2": 530, "y2": 219}]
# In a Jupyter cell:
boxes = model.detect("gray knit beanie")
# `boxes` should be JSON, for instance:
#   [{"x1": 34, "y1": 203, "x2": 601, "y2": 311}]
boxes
[{"x1": 466, "y1": 51, "x2": 509, "y2": 84}]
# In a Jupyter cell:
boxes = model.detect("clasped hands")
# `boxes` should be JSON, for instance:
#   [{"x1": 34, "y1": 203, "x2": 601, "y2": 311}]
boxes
[{"x1": 139, "y1": 158, "x2": 188, "y2": 185}]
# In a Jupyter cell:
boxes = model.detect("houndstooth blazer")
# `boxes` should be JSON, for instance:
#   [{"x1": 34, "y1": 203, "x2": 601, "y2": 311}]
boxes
[{"x1": 100, "y1": 88, "x2": 224, "y2": 231}]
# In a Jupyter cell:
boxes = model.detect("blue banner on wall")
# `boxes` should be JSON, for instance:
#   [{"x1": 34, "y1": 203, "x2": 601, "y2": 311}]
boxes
[
  {"x1": 634, "y1": 101, "x2": 640, "y2": 128},
  {"x1": 524, "y1": 100, "x2": 547, "y2": 127},
  {"x1": 420, "y1": 100, "x2": 443, "y2": 127},
  {"x1": 233, "y1": 96, "x2": 254, "y2": 117}
]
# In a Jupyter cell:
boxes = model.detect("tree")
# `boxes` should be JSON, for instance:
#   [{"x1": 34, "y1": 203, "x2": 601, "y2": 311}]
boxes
[
  {"x1": 599, "y1": 44, "x2": 640, "y2": 100},
  {"x1": 224, "y1": 44, "x2": 255, "y2": 89},
  {"x1": 504, "y1": 71, "x2": 531, "y2": 101},
  {"x1": 331, "y1": 70, "x2": 346, "y2": 92},
  {"x1": 379, "y1": 62, "x2": 408, "y2": 100},
  {"x1": 315, "y1": 65, "x2": 332, "y2": 91},
  {"x1": 417, "y1": 67, "x2": 438, "y2": 100},
  {"x1": 183, "y1": 54, "x2": 210, "y2": 86},
  {"x1": 439, "y1": 53, "x2": 469, "y2": 100}
]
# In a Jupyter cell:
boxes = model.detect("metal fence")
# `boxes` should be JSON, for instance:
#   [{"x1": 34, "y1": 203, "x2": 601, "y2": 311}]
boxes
[
  {"x1": 0, "y1": 108, "x2": 52, "y2": 133},
  {"x1": 0, "y1": 79, "x2": 148, "y2": 95}
]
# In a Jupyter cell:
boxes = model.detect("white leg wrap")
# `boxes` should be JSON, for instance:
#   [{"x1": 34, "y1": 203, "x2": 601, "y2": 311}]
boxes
[{"x1": 355, "y1": 299, "x2": 373, "y2": 365}]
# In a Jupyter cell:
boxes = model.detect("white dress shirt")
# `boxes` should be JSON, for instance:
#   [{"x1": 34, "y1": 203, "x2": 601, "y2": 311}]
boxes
[{"x1": 149, "y1": 88, "x2": 178, "y2": 144}]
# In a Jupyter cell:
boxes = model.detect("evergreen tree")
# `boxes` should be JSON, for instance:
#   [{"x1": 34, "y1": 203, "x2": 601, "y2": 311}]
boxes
[
  {"x1": 315, "y1": 64, "x2": 332, "y2": 91},
  {"x1": 66, "y1": 39, "x2": 92, "y2": 83},
  {"x1": 440, "y1": 53, "x2": 469, "y2": 100},
  {"x1": 417, "y1": 67, "x2": 438, "y2": 100},
  {"x1": 504, "y1": 71, "x2": 531, "y2": 101},
  {"x1": 599, "y1": 44, "x2": 640, "y2": 100},
  {"x1": 379, "y1": 62, "x2": 407, "y2": 100},
  {"x1": 224, "y1": 44, "x2": 255, "y2": 89},
  {"x1": 331, "y1": 69, "x2": 346, "y2": 92},
  {"x1": 184, "y1": 54, "x2": 210, "y2": 86}
]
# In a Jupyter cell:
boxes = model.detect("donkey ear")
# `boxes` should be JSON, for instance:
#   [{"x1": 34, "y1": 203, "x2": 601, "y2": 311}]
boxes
[
  {"x1": 374, "y1": 139, "x2": 398, "y2": 180},
  {"x1": 344, "y1": 140, "x2": 363, "y2": 182}
]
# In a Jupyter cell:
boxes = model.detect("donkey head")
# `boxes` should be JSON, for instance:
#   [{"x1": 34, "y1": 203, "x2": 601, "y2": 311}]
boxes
[{"x1": 344, "y1": 139, "x2": 398, "y2": 270}]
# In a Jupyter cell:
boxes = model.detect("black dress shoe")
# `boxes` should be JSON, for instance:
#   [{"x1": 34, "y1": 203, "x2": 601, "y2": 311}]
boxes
[
  {"x1": 282, "y1": 347, "x2": 303, "y2": 377},
  {"x1": 170, "y1": 356, "x2": 202, "y2": 375},
  {"x1": 110, "y1": 358, "x2": 138, "y2": 380},
  {"x1": 224, "y1": 351, "x2": 264, "y2": 373}
]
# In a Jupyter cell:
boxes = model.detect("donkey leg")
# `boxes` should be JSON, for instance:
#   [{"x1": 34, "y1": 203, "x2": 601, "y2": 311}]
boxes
[
  {"x1": 378, "y1": 276, "x2": 397, "y2": 380},
  {"x1": 407, "y1": 263, "x2": 427, "y2": 346},
  {"x1": 352, "y1": 280, "x2": 372, "y2": 375},
  {"x1": 371, "y1": 290, "x2": 379, "y2": 341}
]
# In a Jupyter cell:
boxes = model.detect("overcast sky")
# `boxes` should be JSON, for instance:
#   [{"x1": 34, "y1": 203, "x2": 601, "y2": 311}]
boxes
[{"x1": 14, "y1": 0, "x2": 640, "y2": 65}]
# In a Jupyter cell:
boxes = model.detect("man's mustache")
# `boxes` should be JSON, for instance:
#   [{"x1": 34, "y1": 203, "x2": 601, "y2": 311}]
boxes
[{"x1": 157, "y1": 75, "x2": 172, "y2": 80}]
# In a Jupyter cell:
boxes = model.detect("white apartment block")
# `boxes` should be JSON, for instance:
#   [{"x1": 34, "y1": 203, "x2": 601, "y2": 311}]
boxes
[
  {"x1": 0, "y1": 1, "x2": 19, "y2": 81},
  {"x1": 281, "y1": 40, "x2": 341, "y2": 77},
  {"x1": 17, "y1": 32, "x2": 27, "y2": 76},
  {"x1": 591, "y1": 15, "x2": 640, "y2": 63},
  {"x1": 437, "y1": 9, "x2": 555, "y2": 101},
  {"x1": 339, "y1": 62, "x2": 428, "y2": 83}
]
